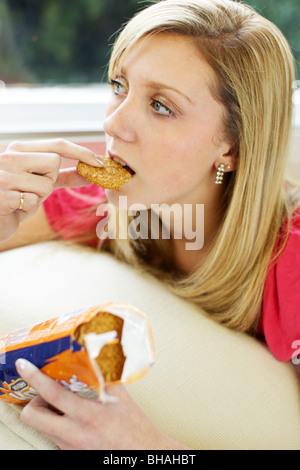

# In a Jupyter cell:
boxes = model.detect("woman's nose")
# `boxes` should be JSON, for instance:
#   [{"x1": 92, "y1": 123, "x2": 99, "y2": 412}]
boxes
[{"x1": 103, "y1": 97, "x2": 137, "y2": 144}]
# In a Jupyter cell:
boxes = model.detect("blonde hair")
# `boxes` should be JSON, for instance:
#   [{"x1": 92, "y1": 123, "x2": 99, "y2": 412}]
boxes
[{"x1": 101, "y1": 0, "x2": 300, "y2": 333}]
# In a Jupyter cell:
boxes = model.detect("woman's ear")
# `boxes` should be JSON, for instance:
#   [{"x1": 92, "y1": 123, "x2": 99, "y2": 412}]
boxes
[{"x1": 215, "y1": 145, "x2": 237, "y2": 173}]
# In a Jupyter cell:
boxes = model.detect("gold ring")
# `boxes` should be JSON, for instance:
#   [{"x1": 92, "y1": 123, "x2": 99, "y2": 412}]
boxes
[{"x1": 19, "y1": 192, "x2": 24, "y2": 210}]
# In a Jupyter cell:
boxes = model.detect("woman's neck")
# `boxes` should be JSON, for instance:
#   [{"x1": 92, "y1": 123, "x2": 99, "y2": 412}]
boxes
[
  {"x1": 171, "y1": 199, "x2": 224, "y2": 275},
  {"x1": 172, "y1": 237, "x2": 209, "y2": 274}
]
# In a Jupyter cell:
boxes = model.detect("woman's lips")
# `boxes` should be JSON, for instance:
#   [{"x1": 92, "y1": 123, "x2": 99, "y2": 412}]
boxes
[
  {"x1": 108, "y1": 152, "x2": 136, "y2": 176},
  {"x1": 125, "y1": 166, "x2": 135, "y2": 176}
]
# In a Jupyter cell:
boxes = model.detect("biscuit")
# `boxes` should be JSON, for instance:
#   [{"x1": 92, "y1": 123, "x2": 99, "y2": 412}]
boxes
[
  {"x1": 74, "y1": 311, "x2": 126, "y2": 383},
  {"x1": 77, "y1": 158, "x2": 132, "y2": 191}
]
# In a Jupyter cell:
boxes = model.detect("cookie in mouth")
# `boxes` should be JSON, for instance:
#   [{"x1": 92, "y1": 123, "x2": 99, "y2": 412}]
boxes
[
  {"x1": 77, "y1": 157, "x2": 133, "y2": 191},
  {"x1": 110, "y1": 156, "x2": 136, "y2": 176}
]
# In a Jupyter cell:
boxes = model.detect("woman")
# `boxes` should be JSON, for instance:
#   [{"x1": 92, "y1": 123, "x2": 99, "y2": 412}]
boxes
[{"x1": 0, "y1": 0, "x2": 299, "y2": 449}]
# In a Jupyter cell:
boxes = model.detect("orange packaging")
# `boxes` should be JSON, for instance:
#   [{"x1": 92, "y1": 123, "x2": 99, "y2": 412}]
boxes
[{"x1": 0, "y1": 302, "x2": 155, "y2": 405}]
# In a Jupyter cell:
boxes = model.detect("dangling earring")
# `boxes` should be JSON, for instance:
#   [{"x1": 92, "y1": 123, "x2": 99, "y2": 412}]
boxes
[
  {"x1": 215, "y1": 164, "x2": 231, "y2": 185},
  {"x1": 215, "y1": 164, "x2": 225, "y2": 184}
]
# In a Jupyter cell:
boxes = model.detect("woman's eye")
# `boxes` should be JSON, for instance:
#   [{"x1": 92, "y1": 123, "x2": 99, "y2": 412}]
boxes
[
  {"x1": 109, "y1": 80, "x2": 126, "y2": 94},
  {"x1": 152, "y1": 100, "x2": 174, "y2": 117}
]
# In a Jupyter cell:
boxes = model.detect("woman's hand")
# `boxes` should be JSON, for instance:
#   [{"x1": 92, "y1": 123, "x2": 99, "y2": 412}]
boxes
[
  {"x1": 16, "y1": 359, "x2": 189, "y2": 450},
  {"x1": 0, "y1": 139, "x2": 104, "y2": 242}
]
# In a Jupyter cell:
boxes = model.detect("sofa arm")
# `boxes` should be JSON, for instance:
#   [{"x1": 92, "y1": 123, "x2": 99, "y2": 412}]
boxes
[{"x1": 0, "y1": 241, "x2": 299, "y2": 450}]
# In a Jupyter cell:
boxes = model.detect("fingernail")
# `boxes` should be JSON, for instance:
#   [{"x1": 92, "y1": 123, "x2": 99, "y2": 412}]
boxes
[
  {"x1": 94, "y1": 155, "x2": 105, "y2": 167},
  {"x1": 16, "y1": 358, "x2": 37, "y2": 375},
  {"x1": 16, "y1": 358, "x2": 29, "y2": 373}
]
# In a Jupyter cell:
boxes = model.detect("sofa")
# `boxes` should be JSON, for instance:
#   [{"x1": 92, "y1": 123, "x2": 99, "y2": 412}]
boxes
[{"x1": 0, "y1": 240, "x2": 299, "y2": 450}]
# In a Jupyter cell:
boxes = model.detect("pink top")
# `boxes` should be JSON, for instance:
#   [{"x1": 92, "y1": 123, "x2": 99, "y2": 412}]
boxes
[
  {"x1": 43, "y1": 187, "x2": 300, "y2": 362},
  {"x1": 259, "y1": 209, "x2": 300, "y2": 362},
  {"x1": 43, "y1": 186, "x2": 107, "y2": 247}
]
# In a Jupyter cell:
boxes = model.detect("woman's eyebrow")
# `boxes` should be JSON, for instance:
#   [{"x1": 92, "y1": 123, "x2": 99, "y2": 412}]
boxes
[
  {"x1": 144, "y1": 79, "x2": 194, "y2": 105},
  {"x1": 114, "y1": 67, "x2": 194, "y2": 105}
]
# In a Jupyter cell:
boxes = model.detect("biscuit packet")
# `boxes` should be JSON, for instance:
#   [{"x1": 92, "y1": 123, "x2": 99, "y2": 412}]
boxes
[{"x1": 0, "y1": 302, "x2": 155, "y2": 405}]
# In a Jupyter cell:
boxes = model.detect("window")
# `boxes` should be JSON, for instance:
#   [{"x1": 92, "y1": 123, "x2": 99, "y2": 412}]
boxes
[{"x1": 0, "y1": 0, "x2": 299, "y2": 149}]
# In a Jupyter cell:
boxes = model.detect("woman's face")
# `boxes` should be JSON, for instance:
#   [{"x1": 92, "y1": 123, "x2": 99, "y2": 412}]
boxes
[{"x1": 104, "y1": 33, "x2": 231, "y2": 209}]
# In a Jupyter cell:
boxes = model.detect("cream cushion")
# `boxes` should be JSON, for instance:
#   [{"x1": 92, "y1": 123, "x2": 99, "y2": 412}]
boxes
[{"x1": 0, "y1": 241, "x2": 299, "y2": 450}]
